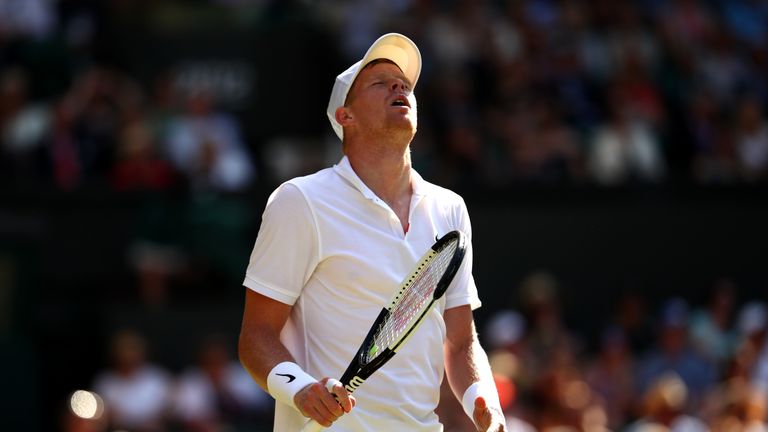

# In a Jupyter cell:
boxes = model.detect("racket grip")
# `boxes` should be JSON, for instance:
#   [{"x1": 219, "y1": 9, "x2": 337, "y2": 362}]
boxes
[{"x1": 300, "y1": 419, "x2": 325, "y2": 432}]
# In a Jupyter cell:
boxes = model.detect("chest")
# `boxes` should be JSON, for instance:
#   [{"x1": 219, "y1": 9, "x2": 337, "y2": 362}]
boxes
[{"x1": 311, "y1": 195, "x2": 454, "y2": 295}]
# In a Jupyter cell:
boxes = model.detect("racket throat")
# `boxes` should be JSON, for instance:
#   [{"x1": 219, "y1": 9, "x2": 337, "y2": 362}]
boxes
[{"x1": 344, "y1": 375, "x2": 366, "y2": 394}]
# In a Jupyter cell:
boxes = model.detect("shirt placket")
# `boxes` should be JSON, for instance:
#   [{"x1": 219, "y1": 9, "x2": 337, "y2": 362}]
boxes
[{"x1": 369, "y1": 196, "x2": 406, "y2": 238}]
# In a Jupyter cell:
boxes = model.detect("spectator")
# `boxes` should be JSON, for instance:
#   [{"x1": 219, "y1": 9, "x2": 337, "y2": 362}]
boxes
[
  {"x1": 656, "y1": 0, "x2": 715, "y2": 50},
  {"x1": 611, "y1": 51, "x2": 666, "y2": 131},
  {"x1": 424, "y1": 1, "x2": 490, "y2": 69},
  {"x1": 162, "y1": 92, "x2": 255, "y2": 192},
  {"x1": 484, "y1": 309, "x2": 527, "y2": 355},
  {"x1": 733, "y1": 98, "x2": 768, "y2": 182},
  {"x1": 734, "y1": 302, "x2": 768, "y2": 394},
  {"x1": 172, "y1": 336, "x2": 272, "y2": 431},
  {"x1": 688, "y1": 89, "x2": 737, "y2": 183},
  {"x1": 696, "y1": 25, "x2": 749, "y2": 107},
  {"x1": 503, "y1": 97, "x2": 583, "y2": 183},
  {"x1": 587, "y1": 84, "x2": 665, "y2": 185},
  {"x1": 0, "y1": 67, "x2": 51, "y2": 185},
  {"x1": 441, "y1": 118, "x2": 486, "y2": 187},
  {"x1": 531, "y1": 361, "x2": 609, "y2": 432},
  {"x1": 706, "y1": 378, "x2": 767, "y2": 432},
  {"x1": 688, "y1": 279, "x2": 737, "y2": 367},
  {"x1": 625, "y1": 372, "x2": 708, "y2": 432},
  {"x1": 92, "y1": 329, "x2": 172, "y2": 432},
  {"x1": 483, "y1": 310, "x2": 536, "y2": 428},
  {"x1": 518, "y1": 272, "x2": 581, "y2": 381},
  {"x1": 110, "y1": 118, "x2": 176, "y2": 191},
  {"x1": 635, "y1": 298, "x2": 717, "y2": 412},
  {"x1": 613, "y1": 291, "x2": 655, "y2": 355},
  {"x1": 514, "y1": 272, "x2": 592, "y2": 431},
  {"x1": 585, "y1": 327, "x2": 635, "y2": 430},
  {"x1": 43, "y1": 67, "x2": 139, "y2": 190}
]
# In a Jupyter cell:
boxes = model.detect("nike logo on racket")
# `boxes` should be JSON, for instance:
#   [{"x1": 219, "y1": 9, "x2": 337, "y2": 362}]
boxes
[{"x1": 276, "y1": 373, "x2": 296, "y2": 383}]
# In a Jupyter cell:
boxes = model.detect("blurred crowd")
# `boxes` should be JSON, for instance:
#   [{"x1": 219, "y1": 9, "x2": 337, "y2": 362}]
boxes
[
  {"x1": 332, "y1": 0, "x2": 768, "y2": 187},
  {"x1": 62, "y1": 329, "x2": 274, "y2": 432},
  {"x1": 62, "y1": 273, "x2": 768, "y2": 432},
  {"x1": 440, "y1": 273, "x2": 768, "y2": 432},
  {"x1": 0, "y1": 58, "x2": 256, "y2": 193},
  {"x1": 0, "y1": 0, "x2": 257, "y2": 194},
  {"x1": 1, "y1": 0, "x2": 768, "y2": 190}
]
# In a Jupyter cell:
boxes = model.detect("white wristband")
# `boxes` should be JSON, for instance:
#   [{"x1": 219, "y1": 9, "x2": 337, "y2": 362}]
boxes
[
  {"x1": 461, "y1": 381, "x2": 501, "y2": 422},
  {"x1": 267, "y1": 361, "x2": 318, "y2": 410}
]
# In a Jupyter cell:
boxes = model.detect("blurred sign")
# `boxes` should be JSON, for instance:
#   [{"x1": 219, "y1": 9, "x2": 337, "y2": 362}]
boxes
[
  {"x1": 170, "y1": 60, "x2": 255, "y2": 109},
  {"x1": 109, "y1": 12, "x2": 341, "y2": 137}
]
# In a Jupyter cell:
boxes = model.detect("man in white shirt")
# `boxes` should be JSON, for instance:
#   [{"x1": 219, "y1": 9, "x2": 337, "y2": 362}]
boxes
[{"x1": 238, "y1": 33, "x2": 505, "y2": 431}]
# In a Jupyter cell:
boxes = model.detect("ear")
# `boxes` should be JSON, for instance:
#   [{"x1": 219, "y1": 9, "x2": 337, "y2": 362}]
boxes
[{"x1": 335, "y1": 106, "x2": 354, "y2": 127}]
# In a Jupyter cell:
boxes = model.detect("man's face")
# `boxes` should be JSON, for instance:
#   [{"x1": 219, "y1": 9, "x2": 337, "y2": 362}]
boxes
[{"x1": 344, "y1": 61, "x2": 417, "y2": 139}]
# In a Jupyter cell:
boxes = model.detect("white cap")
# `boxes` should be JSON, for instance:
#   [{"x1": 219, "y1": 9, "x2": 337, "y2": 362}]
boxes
[{"x1": 327, "y1": 33, "x2": 422, "y2": 141}]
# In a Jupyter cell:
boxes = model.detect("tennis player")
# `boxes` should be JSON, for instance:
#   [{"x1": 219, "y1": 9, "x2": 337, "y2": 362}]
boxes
[{"x1": 239, "y1": 33, "x2": 506, "y2": 431}]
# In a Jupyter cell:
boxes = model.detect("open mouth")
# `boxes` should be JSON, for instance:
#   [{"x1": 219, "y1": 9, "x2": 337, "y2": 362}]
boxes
[{"x1": 391, "y1": 95, "x2": 410, "y2": 108}]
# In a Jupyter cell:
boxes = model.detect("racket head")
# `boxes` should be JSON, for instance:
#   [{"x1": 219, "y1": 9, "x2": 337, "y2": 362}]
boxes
[
  {"x1": 359, "y1": 230, "x2": 467, "y2": 367},
  {"x1": 425, "y1": 230, "x2": 466, "y2": 299}
]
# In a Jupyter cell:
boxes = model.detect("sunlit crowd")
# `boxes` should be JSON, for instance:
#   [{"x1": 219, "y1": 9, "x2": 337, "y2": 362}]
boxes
[
  {"x1": 62, "y1": 273, "x2": 768, "y2": 432},
  {"x1": 2, "y1": 0, "x2": 768, "y2": 191}
]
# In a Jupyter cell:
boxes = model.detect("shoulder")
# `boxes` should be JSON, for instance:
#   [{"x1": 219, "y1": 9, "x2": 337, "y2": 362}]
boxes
[
  {"x1": 274, "y1": 166, "x2": 340, "y2": 202},
  {"x1": 419, "y1": 176, "x2": 467, "y2": 208},
  {"x1": 266, "y1": 166, "x2": 336, "y2": 206},
  {"x1": 415, "y1": 174, "x2": 473, "y2": 233},
  {"x1": 286, "y1": 165, "x2": 337, "y2": 188},
  {"x1": 424, "y1": 181, "x2": 471, "y2": 227}
]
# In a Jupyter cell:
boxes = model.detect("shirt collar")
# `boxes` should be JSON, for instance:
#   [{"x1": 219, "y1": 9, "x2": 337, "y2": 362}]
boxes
[{"x1": 333, "y1": 155, "x2": 428, "y2": 201}]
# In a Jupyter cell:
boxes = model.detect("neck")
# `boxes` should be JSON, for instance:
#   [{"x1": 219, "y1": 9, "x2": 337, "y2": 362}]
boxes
[{"x1": 347, "y1": 144, "x2": 412, "y2": 204}]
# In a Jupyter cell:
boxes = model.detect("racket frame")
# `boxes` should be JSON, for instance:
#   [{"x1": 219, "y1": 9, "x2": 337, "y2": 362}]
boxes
[{"x1": 337, "y1": 230, "x2": 466, "y2": 394}]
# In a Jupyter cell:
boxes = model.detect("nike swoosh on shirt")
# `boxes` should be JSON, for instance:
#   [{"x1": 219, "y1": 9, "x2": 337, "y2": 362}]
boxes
[{"x1": 276, "y1": 373, "x2": 296, "y2": 383}]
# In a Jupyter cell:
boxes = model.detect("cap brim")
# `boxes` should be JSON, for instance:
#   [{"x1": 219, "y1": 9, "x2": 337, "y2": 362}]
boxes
[{"x1": 358, "y1": 33, "x2": 421, "y2": 89}]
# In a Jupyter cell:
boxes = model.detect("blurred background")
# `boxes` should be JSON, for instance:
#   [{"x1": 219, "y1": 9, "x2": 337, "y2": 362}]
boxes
[{"x1": 1, "y1": 0, "x2": 767, "y2": 431}]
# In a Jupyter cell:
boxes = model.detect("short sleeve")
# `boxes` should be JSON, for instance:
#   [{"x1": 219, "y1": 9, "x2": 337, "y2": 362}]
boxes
[
  {"x1": 243, "y1": 183, "x2": 318, "y2": 305},
  {"x1": 444, "y1": 196, "x2": 481, "y2": 310}
]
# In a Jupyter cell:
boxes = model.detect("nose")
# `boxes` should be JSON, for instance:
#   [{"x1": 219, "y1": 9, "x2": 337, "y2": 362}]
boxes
[{"x1": 390, "y1": 79, "x2": 407, "y2": 92}]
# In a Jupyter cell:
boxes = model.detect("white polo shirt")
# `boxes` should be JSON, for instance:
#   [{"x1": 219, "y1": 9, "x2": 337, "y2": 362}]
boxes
[{"x1": 243, "y1": 156, "x2": 481, "y2": 431}]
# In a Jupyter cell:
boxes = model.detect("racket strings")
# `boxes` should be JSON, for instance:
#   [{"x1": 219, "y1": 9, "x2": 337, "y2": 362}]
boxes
[{"x1": 364, "y1": 240, "x2": 458, "y2": 364}]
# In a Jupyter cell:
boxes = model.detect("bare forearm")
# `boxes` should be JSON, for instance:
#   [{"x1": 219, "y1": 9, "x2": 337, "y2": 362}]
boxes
[
  {"x1": 444, "y1": 328, "x2": 495, "y2": 401},
  {"x1": 444, "y1": 306, "x2": 506, "y2": 431},
  {"x1": 238, "y1": 323, "x2": 295, "y2": 391},
  {"x1": 238, "y1": 290, "x2": 296, "y2": 392},
  {"x1": 238, "y1": 290, "x2": 354, "y2": 427}
]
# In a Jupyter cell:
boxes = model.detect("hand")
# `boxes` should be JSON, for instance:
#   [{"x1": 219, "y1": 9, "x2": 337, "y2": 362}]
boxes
[
  {"x1": 294, "y1": 377, "x2": 356, "y2": 427},
  {"x1": 473, "y1": 396, "x2": 506, "y2": 432}
]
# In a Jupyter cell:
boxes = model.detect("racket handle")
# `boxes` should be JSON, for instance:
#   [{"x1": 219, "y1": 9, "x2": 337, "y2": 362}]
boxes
[{"x1": 300, "y1": 419, "x2": 325, "y2": 432}]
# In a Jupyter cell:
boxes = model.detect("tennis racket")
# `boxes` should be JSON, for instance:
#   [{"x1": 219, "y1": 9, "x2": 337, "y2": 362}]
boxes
[{"x1": 301, "y1": 230, "x2": 467, "y2": 431}]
